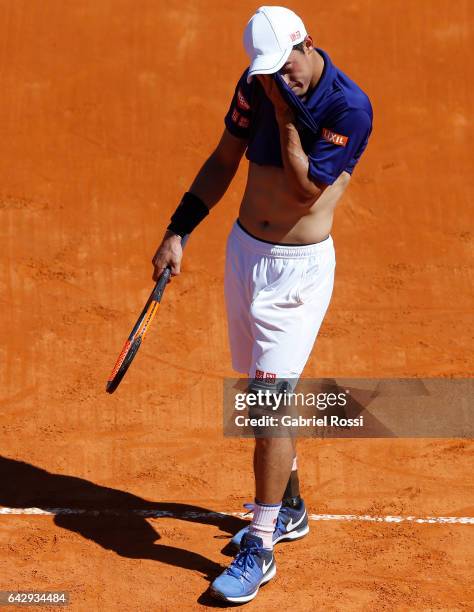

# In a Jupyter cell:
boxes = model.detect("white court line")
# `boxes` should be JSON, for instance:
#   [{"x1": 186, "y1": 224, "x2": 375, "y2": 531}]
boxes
[{"x1": 0, "y1": 507, "x2": 473, "y2": 524}]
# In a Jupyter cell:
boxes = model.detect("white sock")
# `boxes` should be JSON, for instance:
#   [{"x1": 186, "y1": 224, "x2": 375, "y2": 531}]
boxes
[{"x1": 248, "y1": 500, "x2": 281, "y2": 550}]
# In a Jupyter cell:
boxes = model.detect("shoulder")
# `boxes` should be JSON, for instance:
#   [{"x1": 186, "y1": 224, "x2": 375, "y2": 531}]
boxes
[
  {"x1": 340, "y1": 107, "x2": 372, "y2": 128},
  {"x1": 322, "y1": 84, "x2": 373, "y2": 134},
  {"x1": 332, "y1": 67, "x2": 373, "y2": 120},
  {"x1": 227, "y1": 67, "x2": 259, "y2": 109}
]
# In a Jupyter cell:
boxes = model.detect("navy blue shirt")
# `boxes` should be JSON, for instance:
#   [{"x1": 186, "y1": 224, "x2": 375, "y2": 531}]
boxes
[{"x1": 224, "y1": 48, "x2": 373, "y2": 185}]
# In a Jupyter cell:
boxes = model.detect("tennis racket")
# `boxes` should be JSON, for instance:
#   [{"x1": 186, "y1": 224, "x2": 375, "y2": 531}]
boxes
[{"x1": 106, "y1": 235, "x2": 188, "y2": 393}]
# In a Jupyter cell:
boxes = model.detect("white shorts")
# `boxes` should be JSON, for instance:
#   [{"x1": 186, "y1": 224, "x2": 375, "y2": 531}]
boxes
[{"x1": 224, "y1": 221, "x2": 336, "y2": 384}]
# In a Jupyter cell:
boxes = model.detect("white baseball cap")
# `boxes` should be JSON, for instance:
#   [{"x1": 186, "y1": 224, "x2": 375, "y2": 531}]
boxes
[{"x1": 244, "y1": 6, "x2": 308, "y2": 83}]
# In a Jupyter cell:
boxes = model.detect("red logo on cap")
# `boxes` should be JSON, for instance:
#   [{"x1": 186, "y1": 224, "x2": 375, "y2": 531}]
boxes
[
  {"x1": 290, "y1": 30, "x2": 301, "y2": 42},
  {"x1": 322, "y1": 128, "x2": 349, "y2": 147}
]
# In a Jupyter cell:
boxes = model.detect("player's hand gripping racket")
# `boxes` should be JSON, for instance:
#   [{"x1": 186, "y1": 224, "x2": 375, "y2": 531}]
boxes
[{"x1": 106, "y1": 235, "x2": 188, "y2": 393}]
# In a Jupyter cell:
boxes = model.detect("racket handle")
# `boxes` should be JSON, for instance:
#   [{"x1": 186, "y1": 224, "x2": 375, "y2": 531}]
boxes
[
  {"x1": 151, "y1": 267, "x2": 169, "y2": 302},
  {"x1": 153, "y1": 233, "x2": 189, "y2": 299}
]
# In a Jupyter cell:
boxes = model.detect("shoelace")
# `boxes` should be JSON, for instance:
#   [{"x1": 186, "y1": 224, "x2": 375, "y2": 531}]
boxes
[
  {"x1": 275, "y1": 505, "x2": 292, "y2": 532},
  {"x1": 226, "y1": 541, "x2": 261, "y2": 580}
]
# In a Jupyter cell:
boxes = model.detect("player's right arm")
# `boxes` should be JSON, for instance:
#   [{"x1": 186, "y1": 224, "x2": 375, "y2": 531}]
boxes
[
  {"x1": 152, "y1": 129, "x2": 247, "y2": 281},
  {"x1": 187, "y1": 128, "x2": 248, "y2": 210},
  {"x1": 152, "y1": 71, "x2": 252, "y2": 281}
]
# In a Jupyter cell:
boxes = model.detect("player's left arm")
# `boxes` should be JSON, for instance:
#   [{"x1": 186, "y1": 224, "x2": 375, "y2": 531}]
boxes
[
  {"x1": 277, "y1": 115, "x2": 326, "y2": 203},
  {"x1": 257, "y1": 75, "x2": 327, "y2": 204},
  {"x1": 258, "y1": 75, "x2": 372, "y2": 207}
]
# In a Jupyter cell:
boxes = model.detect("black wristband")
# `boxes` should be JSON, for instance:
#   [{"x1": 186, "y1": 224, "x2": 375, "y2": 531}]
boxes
[{"x1": 167, "y1": 192, "x2": 209, "y2": 238}]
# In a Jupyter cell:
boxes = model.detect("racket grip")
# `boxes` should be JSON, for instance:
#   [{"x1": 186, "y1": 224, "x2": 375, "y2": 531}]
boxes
[
  {"x1": 156, "y1": 266, "x2": 171, "y2": 288},
  {"x1": 155, "y1": 234, "x2": 189, "y2": 291}
]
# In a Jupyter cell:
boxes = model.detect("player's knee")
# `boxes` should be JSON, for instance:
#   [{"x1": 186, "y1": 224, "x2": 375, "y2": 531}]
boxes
[{"x1": 247, "y1": 378, "x2": 293, "y2": 437}]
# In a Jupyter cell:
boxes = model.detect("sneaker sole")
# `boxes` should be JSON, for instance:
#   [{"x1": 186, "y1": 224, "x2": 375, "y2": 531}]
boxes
[
  {"x1": 273, "y1": 523, "x2": 310, "y2": 544},
  {"x1": 210, "y1": 563, "x2": 276, "y2": 604}
]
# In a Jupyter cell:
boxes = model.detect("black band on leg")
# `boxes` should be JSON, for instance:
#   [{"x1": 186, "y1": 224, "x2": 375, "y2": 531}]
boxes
[{"x1": 283, "y1": 469, "x2": 301, "y2": 508}]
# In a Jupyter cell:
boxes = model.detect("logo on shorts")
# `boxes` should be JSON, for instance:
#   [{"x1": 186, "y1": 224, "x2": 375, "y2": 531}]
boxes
[
  {"x1": 255, "y1": 370, "x2": 276, "y2": 383},
  {"x1": 322, "y1": 128, "x2": 348, "y2": 147},
  {"x1": 231, "y1": 109, "x2": 240, "y2": 123}
]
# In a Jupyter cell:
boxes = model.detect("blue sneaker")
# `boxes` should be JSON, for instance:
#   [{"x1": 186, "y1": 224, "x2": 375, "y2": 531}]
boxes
[
  {"x1": 210, "y1": 533, "x2": 276, "y2": 603},
  {"x1": 231, "y1": 499, "x2": 309, "y2": 550}
]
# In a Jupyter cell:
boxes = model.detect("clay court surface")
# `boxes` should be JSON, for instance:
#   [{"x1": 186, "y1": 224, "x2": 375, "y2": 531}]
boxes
[{"x1": 1, "y1": 0, "x2": 473, "y2": 609}]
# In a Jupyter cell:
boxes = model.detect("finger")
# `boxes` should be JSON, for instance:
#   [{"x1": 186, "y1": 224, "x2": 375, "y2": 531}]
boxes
[
  {"x1": 152, "y1": 255, "x2": 167, "y2": 270},
  {"x1": 152, "y1": 266, "x2": 166, "y2": 282},
  {"x1": 258, "y1": 75, "x2": 277, "y2": 101},
  {"x1": 170, "y1": 263, "x2": 181, "y2": 276},
  {"x1": 256, "y1": 74, "x2": 269, "y2": 91}
]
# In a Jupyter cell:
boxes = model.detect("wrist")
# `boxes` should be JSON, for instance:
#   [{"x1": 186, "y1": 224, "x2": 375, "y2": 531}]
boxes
[
  {"x1": 167, "y1": 191, "x2": 209, "y2": 237},
  {"x1": 164, "y1": 229, "x2": 182, "y2": 242}
]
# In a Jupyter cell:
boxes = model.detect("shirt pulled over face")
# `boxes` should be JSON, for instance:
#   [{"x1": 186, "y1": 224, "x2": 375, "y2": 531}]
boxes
[{"x1": 224, "y1": 48, "x2": 373, "y2": 186}]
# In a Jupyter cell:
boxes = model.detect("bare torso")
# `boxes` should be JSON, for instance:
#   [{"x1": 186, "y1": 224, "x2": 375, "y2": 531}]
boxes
[{"x1": 239, "y1": 162, "x2": 351, "y2": 244}]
